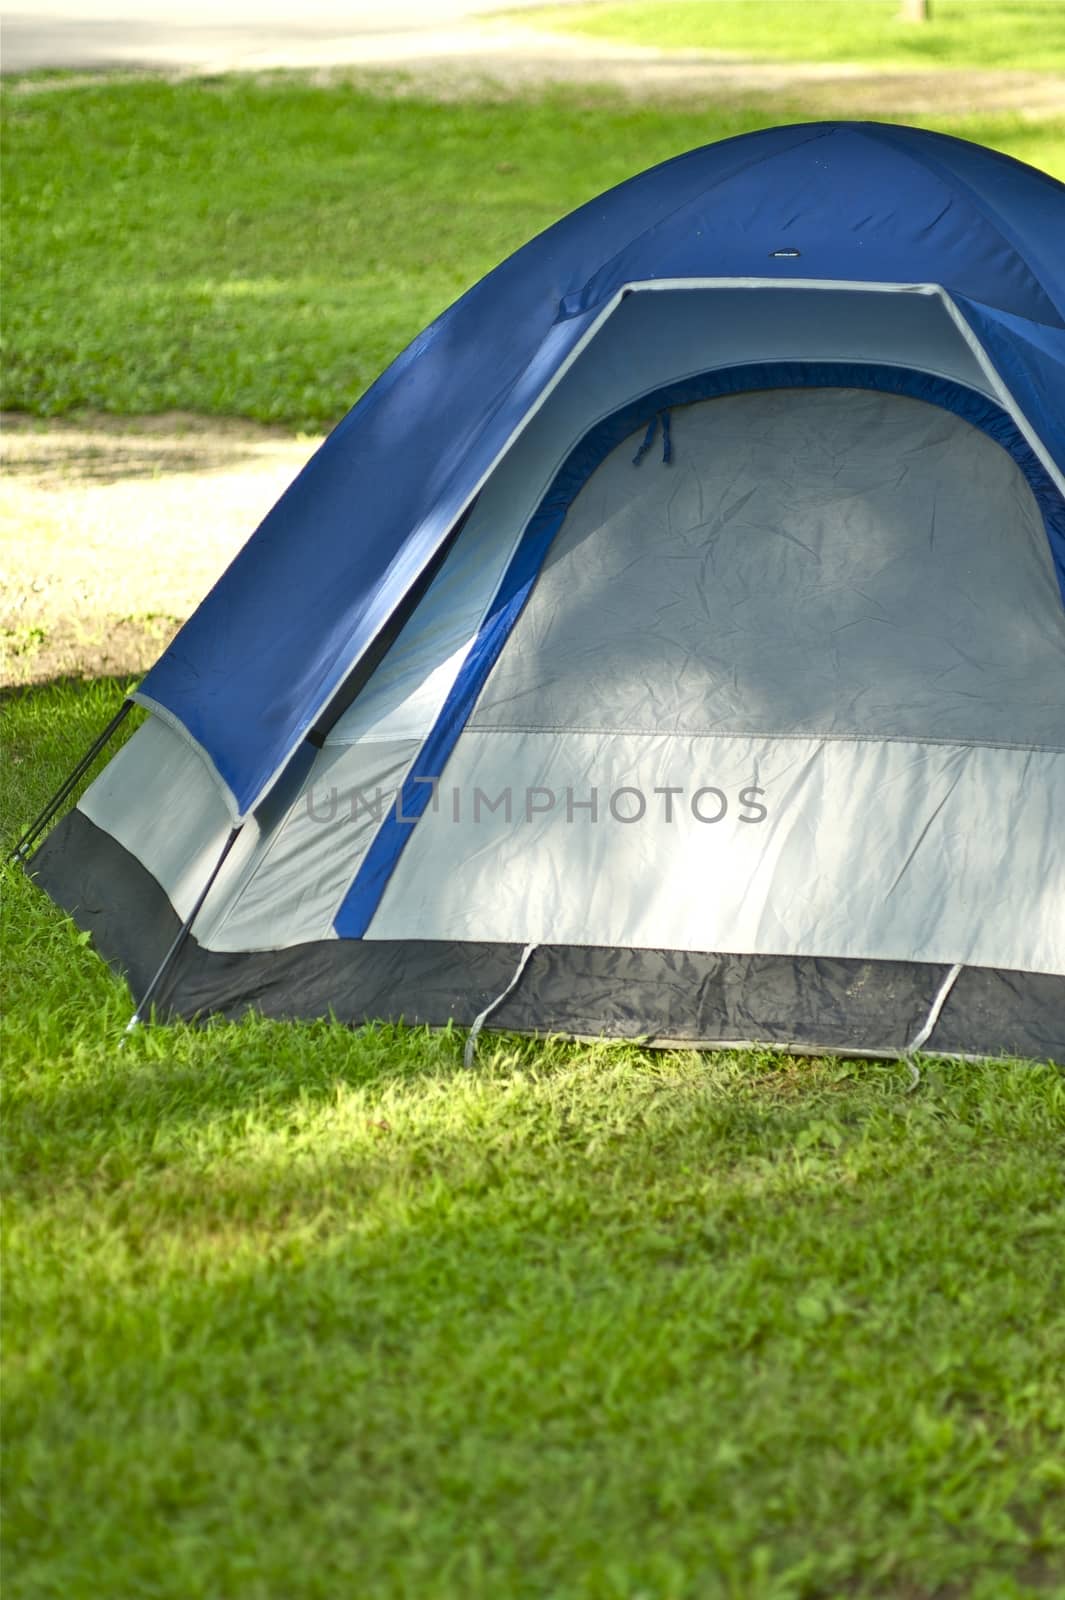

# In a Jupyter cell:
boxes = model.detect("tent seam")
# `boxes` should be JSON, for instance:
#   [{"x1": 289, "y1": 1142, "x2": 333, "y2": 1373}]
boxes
[
  {"x1": 851, "y1": 123, "x2": 1065, "y2": 328},
  {"x1": 460, "y1": 725, "x2": 1065, "y2": 756}
]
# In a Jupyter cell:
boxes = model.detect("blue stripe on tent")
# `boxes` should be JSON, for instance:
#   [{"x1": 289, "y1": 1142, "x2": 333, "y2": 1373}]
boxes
[
  {"x1": 333, "y1": 360, "x2": 1065, "y2": 939},
  {"x1": 332, "y1": 507, "x2": 571, "y2": 938}
]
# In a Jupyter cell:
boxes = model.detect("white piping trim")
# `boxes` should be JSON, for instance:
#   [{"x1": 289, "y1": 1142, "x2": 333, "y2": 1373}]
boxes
[
  {"x1": 622, "y1": 277, "x2": 942, "y2": 295},
  {"x1": 131, "y1": 690, "x2": 242, "y2": 825},
  {"x1": 937, "y1": 290, "x2": 1065, "y2": 499}
]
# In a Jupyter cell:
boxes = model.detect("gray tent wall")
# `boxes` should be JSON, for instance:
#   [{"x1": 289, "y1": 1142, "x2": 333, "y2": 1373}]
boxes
[{"x1": 30, "y1": 283, "x2": 1065, "y2": 1059}]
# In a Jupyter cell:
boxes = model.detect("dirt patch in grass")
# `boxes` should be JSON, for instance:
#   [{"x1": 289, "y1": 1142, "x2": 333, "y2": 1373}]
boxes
[
  {"x1": 7, "y1": 22, "x2": 1064, "y2": 118},
  {"x1": 332, "y1": 54, "x2": 1065, "y2": 119},
  {"x1": 0, "y1": 412, "x2": 321, "y2": 685}
]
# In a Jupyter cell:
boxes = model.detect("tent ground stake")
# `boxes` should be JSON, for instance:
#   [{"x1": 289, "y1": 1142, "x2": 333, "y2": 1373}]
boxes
[{"x1": 9, "y1": 699, "x2": 133, "y2": 865}]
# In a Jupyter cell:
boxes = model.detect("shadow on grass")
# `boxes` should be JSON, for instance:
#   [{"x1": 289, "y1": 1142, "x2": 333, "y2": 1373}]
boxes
[
  {"x1": 6, "y1": 980, "x2": 1059, "y2": 1202},
  {"x1": 0, "y1": 412, "x2": 306, "y2": 487},
  {"x1": 4, "y1": 1060, "x2": 1064, "y2": 1600},
  {"x1": 0, "y1": 669, "x2": 136, "y2": 714}
]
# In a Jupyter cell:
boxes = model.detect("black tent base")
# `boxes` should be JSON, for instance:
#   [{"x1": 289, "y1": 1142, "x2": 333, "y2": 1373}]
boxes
[{"x1": 28, "y1": 808, "x2": 1065, "y2": 1064}]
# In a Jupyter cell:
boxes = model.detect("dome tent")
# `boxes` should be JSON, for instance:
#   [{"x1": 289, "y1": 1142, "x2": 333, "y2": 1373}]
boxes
[{"x1": 23, "y1": 120, "x2": 1065, "y2": 1061}]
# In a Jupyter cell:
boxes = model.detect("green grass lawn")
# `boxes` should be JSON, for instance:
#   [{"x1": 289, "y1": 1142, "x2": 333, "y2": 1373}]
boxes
[
  {"x1": 3, "y1": 682, "x2": 1065, "y2": 1600},
  {"x1": 522, "y1": 0, "x2": 1065, "y2": 72},
  {"x1": 2, "y1": 76, "x2": 1062, "y2": 431}
]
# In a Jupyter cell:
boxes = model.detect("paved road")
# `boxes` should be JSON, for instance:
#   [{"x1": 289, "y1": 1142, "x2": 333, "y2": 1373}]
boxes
[{"x1": 0, "y1": 0, "x2": 583, "y2": 74}]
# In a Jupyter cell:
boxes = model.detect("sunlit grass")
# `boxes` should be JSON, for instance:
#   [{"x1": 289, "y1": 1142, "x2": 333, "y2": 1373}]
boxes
[
  {"x1": 522, "y1": 0, "x2": 1065, "y2": 71},
  {"x1": 3, "y1": 678, "x2": 1064, "y2": 1598}
]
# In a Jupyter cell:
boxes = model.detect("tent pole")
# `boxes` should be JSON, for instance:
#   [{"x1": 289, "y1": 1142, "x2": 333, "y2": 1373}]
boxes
[
  {"x1": 122, "y1": 824, "x2": 244, "y2": 1040},
  {"x1": 8, "y1": 699, "x2": 133, "y2": 865}
]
